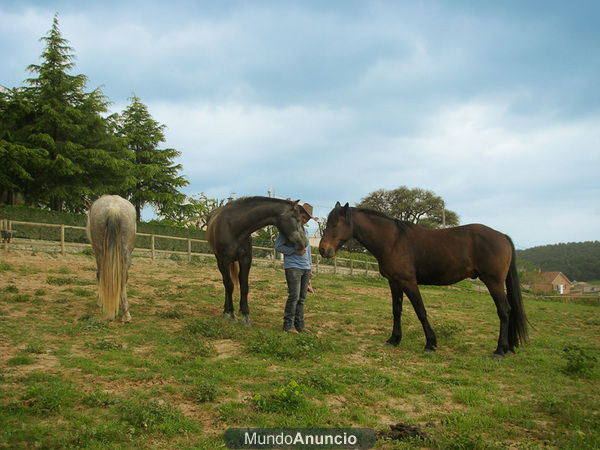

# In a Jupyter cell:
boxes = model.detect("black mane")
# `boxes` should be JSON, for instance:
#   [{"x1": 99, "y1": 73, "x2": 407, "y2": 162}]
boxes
[
  {"x1": 208, "y1": 196, "x2": 293, "y2": 222},
  {"x1": 229, "y1": 196, "x2": 292, "y2": 207},
  {"x1": 351, "y1": 207, "x2": 415, "y2": 233}
]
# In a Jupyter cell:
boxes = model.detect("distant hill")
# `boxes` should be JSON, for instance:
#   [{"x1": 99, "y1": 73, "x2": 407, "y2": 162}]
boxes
[{"x1": 517, "y1": 241, "x2": 600, "y2": 282}]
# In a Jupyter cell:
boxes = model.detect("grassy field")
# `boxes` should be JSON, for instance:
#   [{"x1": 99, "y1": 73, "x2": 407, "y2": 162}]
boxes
[{"x1": 0, "y1": 250, "x2": 599, "y2": 449}]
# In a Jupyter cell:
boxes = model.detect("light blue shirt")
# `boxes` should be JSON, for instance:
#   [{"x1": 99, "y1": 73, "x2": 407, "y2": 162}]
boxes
[{"x1": 275, "y1": 228, "x2": 312, "y2": 270}]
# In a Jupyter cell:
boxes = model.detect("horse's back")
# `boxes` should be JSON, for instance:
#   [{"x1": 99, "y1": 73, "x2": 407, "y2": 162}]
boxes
[{"x1": 407, "y1": 224, "x2": 512, "y2": 284}]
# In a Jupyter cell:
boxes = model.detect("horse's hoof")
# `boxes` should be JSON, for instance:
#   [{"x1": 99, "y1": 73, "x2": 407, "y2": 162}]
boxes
[
  {"x1": 492, "y1": 352, "x2": 504, "y2": 360},
  {"x1": 223, "y1": 312, "x2": 236, "y2": 322},
  {"x1": 121, "y1": 312, "x2": 131, "y2": 323},
  {"x1": 423, "y1": 347, "x2": 436, "y2": 353},
  {"x1": 384, "y1": 340, "x2": 399, "y2": 347},
  {"x1": 241, "y1": 316, "x2": 251, "y2": 327}
]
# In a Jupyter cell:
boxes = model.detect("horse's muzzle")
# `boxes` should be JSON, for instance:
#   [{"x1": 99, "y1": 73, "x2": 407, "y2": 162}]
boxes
[{"x1": 319, "y1": 245, "x2": 335, "y2": 259}]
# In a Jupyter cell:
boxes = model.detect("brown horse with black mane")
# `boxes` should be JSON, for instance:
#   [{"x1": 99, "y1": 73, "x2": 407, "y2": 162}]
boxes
[
  {"x1": 207, "y1": 196, "x2": 309, "y2": 326},
  {"x1": 319, "y1": 202, "x2": 528, "y2": 357}
]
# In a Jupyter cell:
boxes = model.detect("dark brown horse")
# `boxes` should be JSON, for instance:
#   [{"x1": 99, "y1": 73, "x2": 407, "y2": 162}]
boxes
[
  {"x1": 207, "y1": 196, "x2": 309, "y2": 326},
  {"x1": 319, "y1": 202, "x2": 528, "y2": 357}
]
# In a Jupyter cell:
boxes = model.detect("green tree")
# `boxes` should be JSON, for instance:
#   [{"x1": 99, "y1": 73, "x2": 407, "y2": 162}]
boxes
[
  {"x1": 115, "y1": 95, "x2": 188, "y2": 220},
  {"x1": 0, "y1": 87, "x2": 48, "y2": 204},
  {"x1": 158, "y1": 193, "x2": 224, "y2": 229},
  {"x1": 517, "y1": 241, "x2": 600, "y2": 282},
  {"x1": 22, "y1": 14, "x2": 126, "y2": 212},
  {"x1": 358, "y1": 186, "x2": 459, "y2": 228}
]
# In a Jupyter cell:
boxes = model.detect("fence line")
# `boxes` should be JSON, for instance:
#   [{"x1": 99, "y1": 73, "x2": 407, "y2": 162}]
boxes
[{"x1": 1, "y1": 218, "x2": 381, "y2": 277}]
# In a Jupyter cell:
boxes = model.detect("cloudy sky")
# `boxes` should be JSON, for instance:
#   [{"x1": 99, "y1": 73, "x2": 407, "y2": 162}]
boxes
[{"x1": 1, "y1": 1, "x2": 599, "y2": 248}]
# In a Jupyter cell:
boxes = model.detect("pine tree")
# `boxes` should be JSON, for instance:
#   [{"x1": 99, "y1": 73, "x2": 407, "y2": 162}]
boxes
[
  {"x1": 116, "y1": 95, "x2": 188, "y2": 220},
  {"x1": 0, "y1": 87, "x2": 48, "y2": 204},
  {"x1": 23, "y1": 14, "x2": 126, "y2": 212}
]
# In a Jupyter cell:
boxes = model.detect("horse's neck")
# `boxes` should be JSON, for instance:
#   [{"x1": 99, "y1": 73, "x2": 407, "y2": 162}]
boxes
[
  {"x1": 352, "y1": 211, "x2": 397, "y2": 258},
  {"x1": 233, "y1": 202, "x2": 283, "y2": 237}
]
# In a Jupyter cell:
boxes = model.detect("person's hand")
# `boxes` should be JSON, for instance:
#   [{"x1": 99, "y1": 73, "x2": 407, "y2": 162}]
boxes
[{"x1": 296, "y1": 248, "x2": 306, "y2": 255}]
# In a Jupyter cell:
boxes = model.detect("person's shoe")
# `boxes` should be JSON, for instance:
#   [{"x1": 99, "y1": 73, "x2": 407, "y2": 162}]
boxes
[
  {"x1": 284, "y1": 328, "x2": 298, "y2": 334},
  {"x1": 296, "y1": 328, "x2": 308, "y2": 333}
]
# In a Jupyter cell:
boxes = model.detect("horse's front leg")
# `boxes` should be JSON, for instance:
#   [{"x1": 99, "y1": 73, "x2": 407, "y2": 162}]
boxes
[
  {"x1": 217, "y1": 259, "x2": 236, "y2": 321},
  {"x1": 385, "y1": 280, "x2": 404, "y2": 346},
  {"x1": 403, "y1": 281, "x2": 437, "y2": 352},
  {"x1": 238, "y1": 252, "x2": 252, "y2": 327}
]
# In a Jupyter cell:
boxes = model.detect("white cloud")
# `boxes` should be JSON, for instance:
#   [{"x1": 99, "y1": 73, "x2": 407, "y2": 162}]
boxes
[{"x1": 2, "y1": 1, "x2": 599, "y2": 247}]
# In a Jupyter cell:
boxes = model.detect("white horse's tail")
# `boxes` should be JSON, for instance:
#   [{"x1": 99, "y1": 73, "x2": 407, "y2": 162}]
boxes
[
  {"x1": 230, "y1": 261, "x2": 240, "y2": 296},
  {"x1": 99, "y1": 206, "x2": 124, "y2": 320}
]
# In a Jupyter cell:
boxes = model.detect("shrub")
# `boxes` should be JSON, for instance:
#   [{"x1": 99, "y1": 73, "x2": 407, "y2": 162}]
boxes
[
  {"x1": 182, "y1": 317, "x2": 236, "y2": 339},
  {"x1": 21, "y1": 377, "x2": 78, "y2": 415},
  {"x1": 117, "y1": 397, "x2": 197, "y2": 436},
  {"x1": 1, "y1": 285, "x2": 19, "y2": 293},
  {"x1": 87, "y1": 340, "x2": 123, "y2": 351},
  {"x1": 563, "y1": 344, "x2": 598, "y2": 376},
  {"x1": 246, "y1": 330, "x2": 334, "y2": 360},
  {"x1": 8, "y1": 355, "x2": 35, "y2": 366},
  {"x1": 47, "y1": 276, "x2": 74, "y2": 286},
  {"x1": 158, "y1": 308, "x2": 185, "y2": 319},
  {"x1": 78, "y1": 313, "x2": 108, "y2": 331},
  {"x1": 189, "y1": 382, "x2": 219, "y2": 403},
  {"x1": 81, "y1": 390, "x2": 118, "y2": 407},
  {"x1": 253, "y1": 381, "x2": 307, "y2": 413}
]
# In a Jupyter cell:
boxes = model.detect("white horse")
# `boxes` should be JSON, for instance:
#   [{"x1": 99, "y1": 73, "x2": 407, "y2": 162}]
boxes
[{"x1": 86, "y1": 195, "x2": 136, "y2": 322}]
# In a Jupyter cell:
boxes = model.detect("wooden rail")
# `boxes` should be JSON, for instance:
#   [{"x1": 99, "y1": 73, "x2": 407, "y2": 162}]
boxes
[{"x1": 0, "y1": 218, "x2": 381, "y2": 277}]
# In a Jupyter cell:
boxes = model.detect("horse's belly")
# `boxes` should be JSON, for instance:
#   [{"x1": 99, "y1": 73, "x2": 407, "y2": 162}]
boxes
[{"x1": 417, "y1": 269, "x2": 473, "y2": 286}]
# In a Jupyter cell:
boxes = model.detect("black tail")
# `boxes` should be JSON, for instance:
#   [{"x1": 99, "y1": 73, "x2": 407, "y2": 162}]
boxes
[{"x1": 505, "y1": 236, "x2": 528, "y2": 348}]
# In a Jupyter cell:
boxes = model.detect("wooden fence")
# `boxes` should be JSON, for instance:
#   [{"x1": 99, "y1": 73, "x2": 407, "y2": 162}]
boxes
[{"x1": 0, "y1": 219, "x2": 381, "y2": 277}]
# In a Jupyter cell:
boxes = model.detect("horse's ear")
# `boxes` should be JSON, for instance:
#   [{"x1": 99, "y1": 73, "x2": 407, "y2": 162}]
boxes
[
  {"x1": 335, "y1": 201, "x2": 341, "y2": 208},
  {"x1": 342, "y1": 202, "x2": 350, "y2": 219},
  {"x1": 291, "y1": 200, "x2": 300, "y2": 211}
]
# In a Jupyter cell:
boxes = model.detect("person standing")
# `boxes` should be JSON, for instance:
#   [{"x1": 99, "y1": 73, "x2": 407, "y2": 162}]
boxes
[{"x1": 275, "y1": 202, "x2": 313, "y2": 333}]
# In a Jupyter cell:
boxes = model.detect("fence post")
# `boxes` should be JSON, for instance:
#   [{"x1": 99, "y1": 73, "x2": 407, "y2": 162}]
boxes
[
  {"x1": 2, "y1": 220, "x2": 6, "y2": 252},
  {"x1": 365, "y1": 260, "x2": 369, "y2": 276},
  {"x1": 151, "y1": 234, "x2": 155, "y2": 260},
  {"x1": 187, "y1": 238, "x2": 191, "y2": 263},
  {"x1": 60, "y1": 225, "x2": 65, "y2": 256},
  {"x1": 334, "y1": 256, "x2": 337, "y2": 274},
  {"x1": 350, "y1": 258, "x2": 353, "y2": 275},
  {"x1": 273, "y1": 248, "x2": 276, "y2": 268},
  {"x1": 315, "y1": 254, "x2": 319, "y2": 274}
]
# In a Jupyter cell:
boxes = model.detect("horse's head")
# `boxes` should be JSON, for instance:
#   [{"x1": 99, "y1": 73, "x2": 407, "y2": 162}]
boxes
[
  {"x1": 319, "y1": 202, "x2": 352, "y2": 258},
  {"x1": 278, "y1": 200, "x2": 309, "y2": 251}
]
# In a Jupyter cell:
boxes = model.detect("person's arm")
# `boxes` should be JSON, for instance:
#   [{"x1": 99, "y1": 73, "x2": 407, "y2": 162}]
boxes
[{"x1": 275, "y1": 233, "x2": 297, "y2": 256}]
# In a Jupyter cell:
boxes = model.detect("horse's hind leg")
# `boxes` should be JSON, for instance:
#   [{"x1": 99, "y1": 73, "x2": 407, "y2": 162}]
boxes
[
  {"x1": 402, "y1": 281, "x2": 437, "y2": 351},
  {"x1": 482, "y1": 276, "x2": 510, "y2": 357},
  {"x1": 120, "y1": 249, "x2": 132, "y2": 323},
  {"x1": 385, "y1": 280, "x2": 404, "y2": 346},
  {"x1": 94, "y1": 247, "x2": 102, "y2": 307},
  {"x1": 217, "y1": 258, "x2": 236, "y2": 321},
  {"x1": 238, "y1": 251, "x2": 252, "y2": 327}
]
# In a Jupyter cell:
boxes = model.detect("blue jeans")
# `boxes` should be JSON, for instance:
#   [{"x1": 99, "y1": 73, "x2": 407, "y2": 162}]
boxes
[{"x1": 283, "y1": 268, "x2": 311, "y2": 331}]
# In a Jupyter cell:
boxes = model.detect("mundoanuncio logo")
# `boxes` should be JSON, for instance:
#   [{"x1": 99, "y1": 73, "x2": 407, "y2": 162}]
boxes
[{"x1": 224, "y1": 428, "x2": 375, "y2": 449}]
